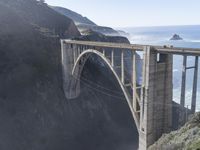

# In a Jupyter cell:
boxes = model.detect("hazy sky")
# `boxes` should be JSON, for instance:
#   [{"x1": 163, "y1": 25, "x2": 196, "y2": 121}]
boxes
[{"x1": 45, "y1": 0, "x2": 200, "y2": 27}]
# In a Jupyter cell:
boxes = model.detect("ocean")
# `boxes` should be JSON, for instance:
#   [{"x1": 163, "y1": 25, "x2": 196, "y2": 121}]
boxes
[{"x1": 121, "y1": 25, "x2": 200, "y2": 111}]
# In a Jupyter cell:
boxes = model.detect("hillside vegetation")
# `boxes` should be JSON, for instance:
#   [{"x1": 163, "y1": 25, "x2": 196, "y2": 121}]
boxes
[{"x1": 149, "y1": 113, "x2": 200, "y2": 150}]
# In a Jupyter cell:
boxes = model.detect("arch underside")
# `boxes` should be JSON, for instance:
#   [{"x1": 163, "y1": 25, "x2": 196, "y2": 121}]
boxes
[{"x1": 72, "y1": 49, "x2": 140, "y2": 130}]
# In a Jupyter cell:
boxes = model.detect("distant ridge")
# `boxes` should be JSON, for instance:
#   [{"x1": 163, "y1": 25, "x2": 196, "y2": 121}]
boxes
[
  {"x1": 51, "y1": 6, "x2": 120, "y2": 36},
  {"x1": 51, "y1": 6, "x2": 96, "y2": 26},
  {"x1": 0, "y1": 0, "x2": 80, "y2": 38}
]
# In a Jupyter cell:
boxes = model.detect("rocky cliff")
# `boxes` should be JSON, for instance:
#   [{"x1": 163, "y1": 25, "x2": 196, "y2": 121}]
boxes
[
  {"x1": 52, "y1": 6, "x2": 120, "y2": 36},
  {"x1": 51, "y1": 6, "x2": 96, "y2": 26},
  {"x1": 149, "y1": 113, "x2": 200, "y2": 150},
  {"x1": 74, "y1": 29, "x2": 130, "y2": 43},
  {"x1": 0, "y1": 0, "x2": 80, "y2": 38}
]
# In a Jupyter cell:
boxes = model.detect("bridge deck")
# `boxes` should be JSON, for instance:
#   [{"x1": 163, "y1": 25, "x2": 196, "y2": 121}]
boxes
[{"x1": 63, "y1": 40, "x2": 200, "y2": 55}]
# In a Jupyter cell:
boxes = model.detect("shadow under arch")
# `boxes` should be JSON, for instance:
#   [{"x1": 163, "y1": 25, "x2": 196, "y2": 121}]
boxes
[{"x1": 72, "y1": 49, "x2": 140, "y2": 131}]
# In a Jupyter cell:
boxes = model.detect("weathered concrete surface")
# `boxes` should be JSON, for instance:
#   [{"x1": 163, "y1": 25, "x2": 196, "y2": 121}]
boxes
[
  {"x1": 139, "y1": 47, "x2": 173, "y2": 150},
  {"x1": 149, "y1": 112, "x2": 200, "y2": 150},
  {"x1": 61, "y1": 42, "x2": 81, "y2": 99}
]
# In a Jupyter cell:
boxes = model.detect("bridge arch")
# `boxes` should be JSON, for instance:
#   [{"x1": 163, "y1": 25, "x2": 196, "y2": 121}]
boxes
[
  {"x1": 61, "y1": 40, "x2": 175, "y2": 149},
  {"x1": 71, "y1": 49, "x2": 140, "y2": 130}
]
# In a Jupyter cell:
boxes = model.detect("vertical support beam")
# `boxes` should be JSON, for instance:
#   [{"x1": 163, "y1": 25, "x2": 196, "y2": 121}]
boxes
[
  {"x1": 191, "y1": 56, "x2": 199, "y2": 113},
  {"x1": 132, "y1": 51, "x2": 137, "y2": 111},
  {"x1": 180, "y1": 55, "x2": 187, "y2": 107},
  {"x1": 103, "y1": 49, "x2": 105, "y2": 56},
  {"x1": 73, "y1": 44, "x2": 76, "y2": 65},
  {"x1": 77, "y1": 45, "x2": 80, "y2": 56},
  {"x1": 61, "y1": 40, "x2": 65, "y2": 66},
  {"x1": 121, "y1": 50, "x2": 125, "y2": 84},
  {"x1": 139, "y1": 46, "x2": 173, "y2": 150},
  {"x1": 75, "y1": 44, "x2": 78, "y2": 61},
  {"x1": 139, "y1": 46, "x2": 153, "y2": 150},
  {"x1": 111, "y1": 49, "x2": 114, "y2": 67},
  {"x1": 79, "y1": 45, "x2": 82, "y2": 54},
  {"x1": 61, "y1": 40, "x2": 80, "y2": 99}
]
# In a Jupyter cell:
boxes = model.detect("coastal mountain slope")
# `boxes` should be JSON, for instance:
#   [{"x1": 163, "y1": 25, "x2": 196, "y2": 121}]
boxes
[
  {"x1": 74, "y1": 30, "x2": 130, "y2": 43},
  {"x1": 0, "y1": 0, "x2": 80, "y2": 38},
  {"x1": 0, "y1": 0, "x2": 139, "y2": 150},
  {"x1": 52, "y1": 6, "x2": 120, "y2": 36},
  {"x1": 51, "y1": 6, "x2": 96, "y2": 26},
  {"x1": 149, "y1": 113, "x2": 200, "y2": 150}
]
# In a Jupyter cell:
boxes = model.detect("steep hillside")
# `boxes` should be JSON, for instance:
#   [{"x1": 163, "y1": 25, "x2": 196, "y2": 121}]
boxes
[
  {"x1": 51, "y1": 6, "x2": 96, "y2": 25},
  {"x1": 52, "y1": 6, "x2": 120, "y2": 36},
  {"x1": 0, "y1": 1, "x2": 139, "y2": 150},
  {"x1": 0, "y1": 0, "x2": 80, "y2": 38},
  {"x1": 74, "y1": 30, "x2": 130, "y2": 43},
  {"x1": 149, "y1": 113, "x2": 200, "y2": 150},
  {"x1": 77, "y1": 23, "x2": 120, "y2": 36}
]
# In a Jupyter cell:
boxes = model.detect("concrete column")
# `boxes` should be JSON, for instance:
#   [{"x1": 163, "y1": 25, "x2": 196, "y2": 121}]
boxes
[
  {"x1": 180, "y1": 55, "x2": 187, "y2": 107},
  {"x1": 73, "y1": 46, "x2": 76, "y2": 65},
  {"x1": 121, "y1": 50, "x2": 125, "y2": 84},
  {"x1": 111, "y1": 50, "x2": 114, "y2": 67},
  {"x1": 61, "y1": 40, "x2": 80, "y2": 99},
  {"x1": 139, "y1": 46, "x2": 156, "y2": 150},
  {"x1": 77, "y1": 45, "x2": 80, "y2": 56},
  {"x1": 132, "y1": 51, "x2": 137, "y2": 111},
  {"x1": 139, "y1": 47, "x2": 173, "y2": 150},
  {"x1": 103, "y1": 49, "x2": 105, "y2": 56},
  {"x1": 191, "y1": 56, "x2": 199, "y2": 113}
]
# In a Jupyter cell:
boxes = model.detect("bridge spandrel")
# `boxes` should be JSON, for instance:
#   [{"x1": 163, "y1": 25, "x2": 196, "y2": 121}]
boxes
[{"x1": 62, "y1": 40, "x2": 142, "y2": 128}]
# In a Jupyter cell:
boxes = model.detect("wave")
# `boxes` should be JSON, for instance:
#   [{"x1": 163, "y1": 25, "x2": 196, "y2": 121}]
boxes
[
  {"x1": 173, "y1": 69, "x2": 179, "y2": 72},
  {"x1": 187, "y1": 40, "x2": 200, "y2": 43}
]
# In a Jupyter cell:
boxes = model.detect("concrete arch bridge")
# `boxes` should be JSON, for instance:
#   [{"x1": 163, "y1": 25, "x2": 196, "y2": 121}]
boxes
[{"x1": 61, "y1": 40, "x2": 200, "y2": 150}]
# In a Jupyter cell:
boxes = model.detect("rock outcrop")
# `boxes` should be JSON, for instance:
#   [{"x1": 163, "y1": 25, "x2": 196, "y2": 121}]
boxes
[
  {"x1": 74, "y1": 29, "x2": 130, "y2": 43},
  {"x1": 51, "y1": 6, "x2": 96, "y2": 26},
  {"x1": 149, "y1": 112, "x2": 200, "y2": 150},
  {"x1": 170, "y1": 34, "x2": 183, "y2": 40},
  {"x1": 52, "y1": 6, "x2": 120, "y2": 36}
]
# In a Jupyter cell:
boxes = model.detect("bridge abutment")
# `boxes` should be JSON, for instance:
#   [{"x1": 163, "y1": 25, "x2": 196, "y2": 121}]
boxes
[
  {"x1": 61, "y1": 40, "x2": 80, "y2": 99},
  {"x1": 139, "y1": 47, "x2": 173, "y2": 150}
]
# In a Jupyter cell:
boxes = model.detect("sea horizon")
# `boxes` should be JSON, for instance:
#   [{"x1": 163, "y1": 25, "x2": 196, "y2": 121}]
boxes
[{"x1": 119, "y1": 25, "x2": 200, "y2": 111}]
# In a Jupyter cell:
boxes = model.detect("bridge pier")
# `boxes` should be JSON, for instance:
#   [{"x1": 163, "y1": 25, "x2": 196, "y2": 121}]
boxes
[
  {"x1": 61, "y1": 41, "x2": 81, "y2": 99},
  {"x1": 180, "y1": 55, "x2": 187, "y2": 107},
  {"x1": 139, "y1": 46, "x2": 173, "y2": 150},
  {"x1": 191, "y1": 56, "x2": 199, "y2": 113}
]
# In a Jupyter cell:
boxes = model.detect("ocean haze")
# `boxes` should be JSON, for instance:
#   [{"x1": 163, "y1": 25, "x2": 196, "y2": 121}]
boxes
[
  {"x1": 120, "y1": 25, "x2": 200, "y2": 111},
  {"x1": 119, "y1": 25, "x2": 200, "y2": 46}
]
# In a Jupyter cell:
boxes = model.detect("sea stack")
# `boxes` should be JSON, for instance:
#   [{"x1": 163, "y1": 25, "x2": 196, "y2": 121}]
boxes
[{"x1": 170, "y1": 34, "x2": 183, "y2": 40}]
